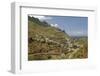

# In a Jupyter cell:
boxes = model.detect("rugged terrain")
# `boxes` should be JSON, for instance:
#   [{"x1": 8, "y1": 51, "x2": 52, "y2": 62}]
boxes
[{"x1": 28, "y1": 16, "x2": 88, "y2": 60}]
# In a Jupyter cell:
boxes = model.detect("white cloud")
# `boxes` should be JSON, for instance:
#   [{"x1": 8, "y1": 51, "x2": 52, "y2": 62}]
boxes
[
  {"x1": 70, "y1": 31, "x2": 85, "y2": 36},
  {"x1": 51, "y1": 24, "x2": 59, "y2": 28},
  {"x1": 76, "y1": 31, "x2": 84, "y2": 34},
  {"x1": 29, "y1": 15, "x2": 52, "y2": 21}
]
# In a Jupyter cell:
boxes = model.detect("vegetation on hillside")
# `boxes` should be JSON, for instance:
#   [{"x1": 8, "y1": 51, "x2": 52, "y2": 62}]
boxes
[{"x1": 28, "y1": 16, "x2": 88, "y2": 60}]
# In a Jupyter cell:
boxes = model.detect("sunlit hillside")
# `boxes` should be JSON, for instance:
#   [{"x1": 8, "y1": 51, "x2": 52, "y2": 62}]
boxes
[{"x1": 28, "y1": 16, "x2": 88, "y2": 60}]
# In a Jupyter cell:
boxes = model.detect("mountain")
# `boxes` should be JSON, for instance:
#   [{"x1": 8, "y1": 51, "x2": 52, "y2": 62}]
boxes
[
  {"x1": 28, "y1": 17, "x2": 70, "y2": 42},
  {"x1": 28, "y1": 16, "x2": 88, "y2": 60}
]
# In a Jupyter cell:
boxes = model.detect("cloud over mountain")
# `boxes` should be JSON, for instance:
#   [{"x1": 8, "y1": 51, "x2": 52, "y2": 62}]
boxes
[
  {"x1": 29, "y1": 15, "x2": 52, "y2": 21},
  {"x1": 50, "y1": 24, "x2": 59, "y2": 28}
]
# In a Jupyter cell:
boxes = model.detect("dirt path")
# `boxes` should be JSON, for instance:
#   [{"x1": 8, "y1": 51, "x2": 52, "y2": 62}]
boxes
[{"x1": 29, "y1": 52, "x2": 61, "y2": 55}]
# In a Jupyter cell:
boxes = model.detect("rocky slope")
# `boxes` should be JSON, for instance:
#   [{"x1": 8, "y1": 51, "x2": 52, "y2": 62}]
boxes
[{"x1": 28, "y1": 16, "x2": 88, "y2": 60}]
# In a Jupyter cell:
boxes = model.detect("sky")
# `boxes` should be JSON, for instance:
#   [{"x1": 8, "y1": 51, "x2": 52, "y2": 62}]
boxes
[{"x1": 29, "y1": 15, "x2": 88, "y2": 37}]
